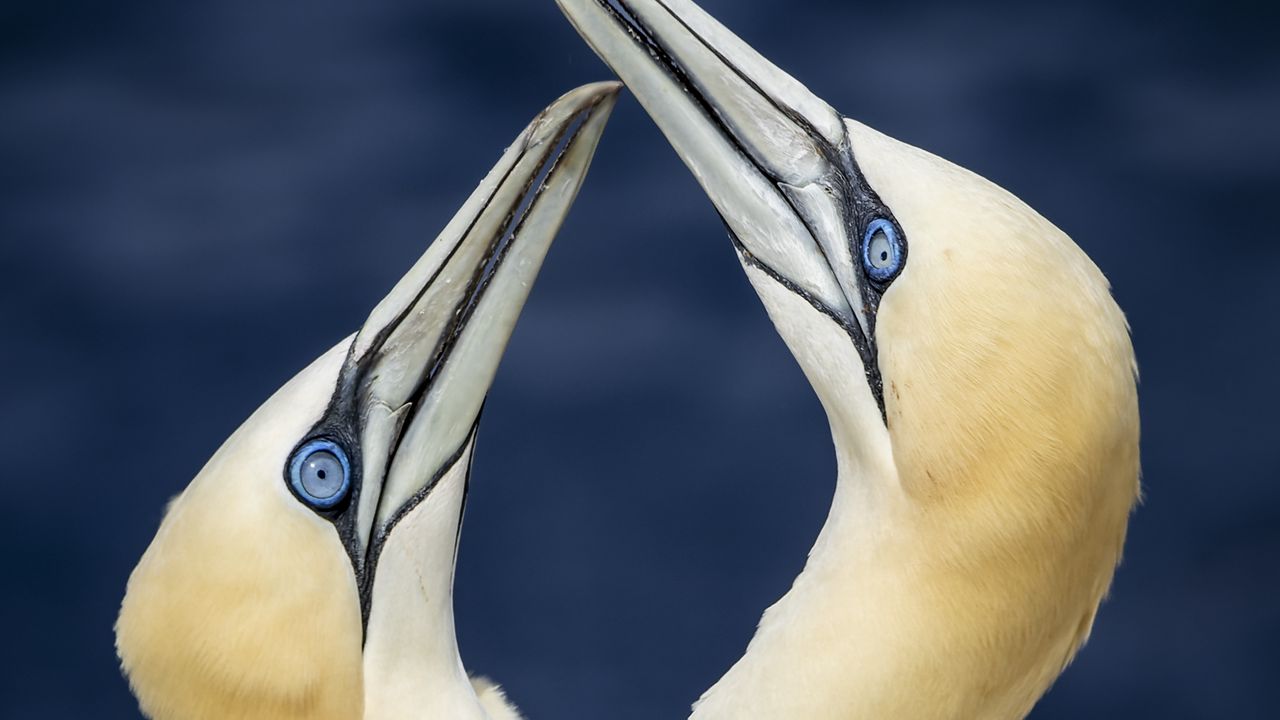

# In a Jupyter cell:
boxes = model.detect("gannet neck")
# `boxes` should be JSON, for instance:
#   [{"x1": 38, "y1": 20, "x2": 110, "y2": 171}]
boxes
[
  {"x1": 691, "y1": 265, "x2": 1137, "y2": 719},
  {"x1": 693, "y1": 222, "x2": 1139, "y2": 719},
  {"x1": 361, "y1": 448, "x2": 490, "y2": 720},
  {"x1": 694, "y1": 447, "x2": 1131, "y2": 720},
  {"x1": 691, "y1": 462, "x2": 899, "y2": 720}
]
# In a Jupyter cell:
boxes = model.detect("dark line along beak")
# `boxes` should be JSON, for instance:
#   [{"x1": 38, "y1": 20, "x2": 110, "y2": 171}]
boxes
[
  {"x1": 309, "y1": 82, "x2": 620, "y2": 615},
  {"x1": 556, "y1": 0, "x2": 895, "y2": 404}
]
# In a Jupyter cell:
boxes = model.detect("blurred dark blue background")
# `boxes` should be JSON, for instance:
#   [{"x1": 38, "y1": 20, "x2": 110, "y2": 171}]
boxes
[{"x1": 2, "y1": 0, "x2": 1277, "y2": 717}]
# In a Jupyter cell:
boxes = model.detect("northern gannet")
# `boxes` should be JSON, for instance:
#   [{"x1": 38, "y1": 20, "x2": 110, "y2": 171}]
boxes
[
  {"x1": 114, "y1": 82, "x2": 620, "y2": 720},
  {"x1": 556, "y1": 2, "x2": 1140, "y2": 717}
]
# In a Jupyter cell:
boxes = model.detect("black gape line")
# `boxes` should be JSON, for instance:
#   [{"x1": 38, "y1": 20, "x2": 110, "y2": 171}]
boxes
[
  {"x1": 281, "y1": 102, "x2": 604, "y2": 633},
  {"x1": 355, "y1": 420, "x2": 480, "y2": 627},
  {"x1": 598, "y1": 0, "x2": 907, "y2": 420}
]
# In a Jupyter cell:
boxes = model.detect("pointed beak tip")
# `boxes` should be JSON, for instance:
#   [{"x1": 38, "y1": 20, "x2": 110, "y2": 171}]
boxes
[
  {"x1": 526, "y1": 80, "x2": 624, "y2": 151},
  {"x1": 592, "y1": 79, "x2": 624, "y2": 115},
  {"x1": 582, "y1": 78, "x2": 625, "y2": 101},
  {"x1": 554, "y1": 79, "x2": 624, "y2": 114}
]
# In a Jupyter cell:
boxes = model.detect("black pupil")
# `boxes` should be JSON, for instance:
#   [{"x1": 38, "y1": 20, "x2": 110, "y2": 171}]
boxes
[
  {"x1": 317, "y1": 469, "x2": 327, "y2": 480},
  {"x1": 880, "y1": 250, "x2": 889, "y2": 262}
]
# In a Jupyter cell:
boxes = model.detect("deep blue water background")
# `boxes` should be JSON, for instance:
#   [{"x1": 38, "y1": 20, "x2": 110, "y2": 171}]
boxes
[{"x1": 2, "y1": 1, "x2": 1277, "y2": 717}]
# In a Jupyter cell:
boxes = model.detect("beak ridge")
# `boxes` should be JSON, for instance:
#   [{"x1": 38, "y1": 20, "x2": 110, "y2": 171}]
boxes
[
  {"x1": 558, "y1": 0, "x2": 856, "y2": 323},
  {"x1": 602, "y1": 0, "x2": 844, "y2": 183}
]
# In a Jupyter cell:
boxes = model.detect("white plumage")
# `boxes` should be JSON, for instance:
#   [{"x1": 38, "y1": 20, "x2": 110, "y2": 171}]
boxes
[{"x1": 556, "y1": 1, "x2": 1139, "y2": 717}]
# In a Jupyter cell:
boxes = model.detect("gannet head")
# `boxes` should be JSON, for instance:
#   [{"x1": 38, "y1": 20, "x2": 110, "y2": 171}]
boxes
[
  {"x1": 559, "y1": 0, "x2": 1139, "y2": 713},
  {"x1": 115, "y1": 82, "x2": 620, "y2": 720}
]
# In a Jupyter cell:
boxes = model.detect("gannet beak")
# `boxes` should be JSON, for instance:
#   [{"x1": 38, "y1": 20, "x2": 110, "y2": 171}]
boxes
[
  {"x1": 557, "y1": 0, "x2": 898, "y2": 409},
  {"x1": 311, "y1": 81, "x2": 620, "y2": 619}
]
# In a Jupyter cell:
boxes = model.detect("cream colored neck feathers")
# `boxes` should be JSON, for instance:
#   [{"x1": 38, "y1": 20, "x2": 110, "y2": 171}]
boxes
[
  {"x1": 115, "y1": 344, "x2": 521, "y2": 720},
  {"x1": 116, "y1": 345, "x2": 365, "y2": 720},
  {"x1": 692, "y1": 122, "x2": 1139, "y2": 720}
]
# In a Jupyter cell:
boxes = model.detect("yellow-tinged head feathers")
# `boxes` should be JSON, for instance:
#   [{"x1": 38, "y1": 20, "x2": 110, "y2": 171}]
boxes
[
  {"x1": 699, "y1": 116, "x2": 1140, "y2": 720},
  {"x1": 855, "y1": 115, "x2": 1141, "y2": 515},
  {"x1": 859, "y1": 119, "x2": 1139, "y2": 716},
  {"x1": 116, "y1": 342, "x2": 364, "y2": 720}
]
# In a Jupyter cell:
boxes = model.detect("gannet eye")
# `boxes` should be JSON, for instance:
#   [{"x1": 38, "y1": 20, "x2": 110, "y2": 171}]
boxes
[
  {"x1": 861, "y1": 218, "x2": 905, "y2": 282},
  {"x1": 288, "y1": 439, "x2": 352, "y2": 510}
]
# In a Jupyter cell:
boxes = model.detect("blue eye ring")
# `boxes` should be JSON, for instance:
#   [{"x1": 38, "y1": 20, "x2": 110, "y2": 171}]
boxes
[
  {"x1": 288, "y1": 438, "x2": 352, "y2": 510},
  {"x1": 861, "y1": 218, "x2": 905, "y2": 283}
]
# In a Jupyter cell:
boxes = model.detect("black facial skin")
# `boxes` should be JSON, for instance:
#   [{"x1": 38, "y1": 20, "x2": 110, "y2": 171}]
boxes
[
  {"x1": 598, "y1": 0, "x2": 908, "y2": 420},
  {"x1": 286, "y1": 300, "x2": 482, "y2": 630},
  {"x1": 280, "y1": 102, "x2": 604, "y2": 631}
]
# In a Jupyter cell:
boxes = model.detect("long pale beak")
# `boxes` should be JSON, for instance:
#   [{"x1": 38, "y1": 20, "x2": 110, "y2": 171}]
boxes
[
  {"x1": 557, "y1": 0, "x2": 889, "y2": 357},
  {"x1": 302, "y1": 82, "x2": 620, "y2": 616}
]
